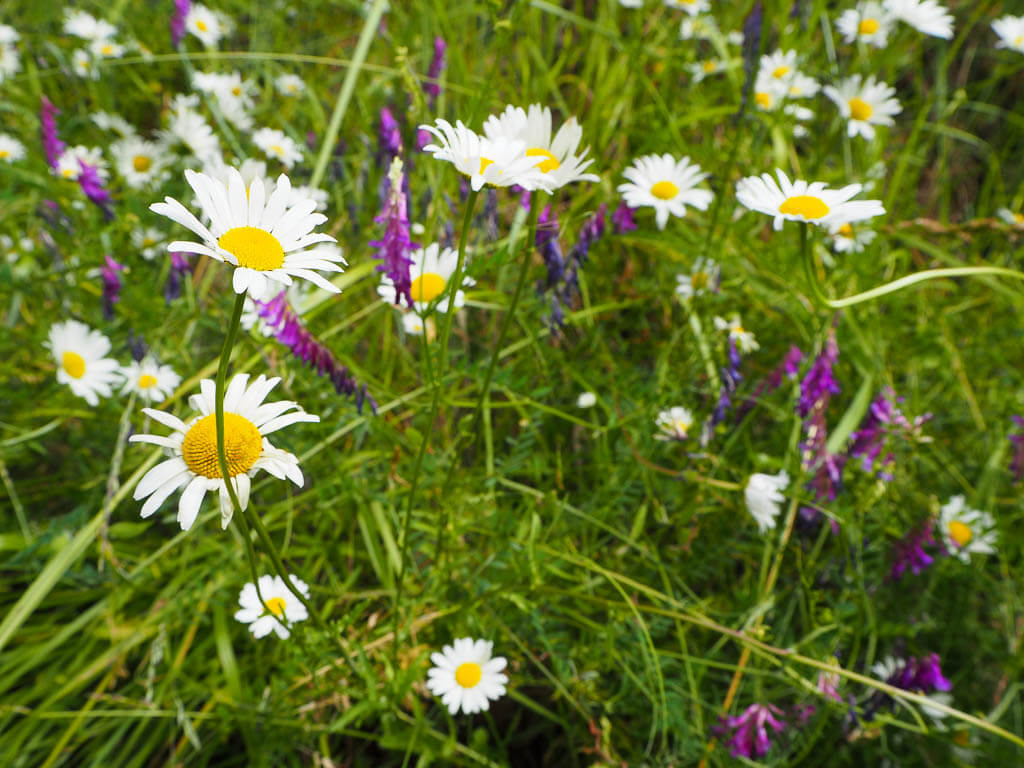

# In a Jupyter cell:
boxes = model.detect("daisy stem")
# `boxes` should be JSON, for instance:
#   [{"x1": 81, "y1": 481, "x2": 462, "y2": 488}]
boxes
[{"x1": 799, "y1": 222, "x2": 830, "y2": 310}]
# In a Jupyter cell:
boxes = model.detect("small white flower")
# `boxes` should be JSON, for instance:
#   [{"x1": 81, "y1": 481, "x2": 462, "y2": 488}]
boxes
[
  {"x1": 112, "y1": 136, "x2": 173, "y2": 189},
  {"x1": 938, "y1": 495, "x2": 997, "y2": 563},
  {"x1": 46, "y1": 320, "x2": 123, "y2": 406},
  {"x1": 55, "y1": 145, "x2": 107, "y2": 182},
  {"x1": 185, "y1": 3, "x2": 229, "y2": 47},
  {"x1": 992, "y1": 15, "x2": 1024, "y2": 54},
  {"x1": 664, "y1": 0, "x2": 709, "y2": 15},
  {"x1": 714, "y1": 314, "x2": 759, "y2": 352},
  {"x1": 675, "y1": 257, "x2": 720, "y2": 301},
  {"x1": 823, "y1": 75, "x2": 901, "y2": 141},
  {"x1": 426, "y1": 638, "x2": 508, "y2": 716},
  {"x1": 745, "y1": 470, "x2": 789, "y2": 533},
  {"x1": 92, "y1": 110, "x2": 138, "y2": 137},
  {"x1": 576, "y1": 391, "x2": 597, "y2": 408},
  {"x1": 163, "y1": 94, "x2": 222, "y2": 167},
  {"x1": 836, "y1": 2, "x2": 894, "y2": 47},
  {"x1": 72, "y1": 49, "x2": 100, "y2": 80},
  {"x1": 131, "y1": 227, "x2": 166, "y2": 261},
  {"x1": 252, "y1": 127, "x2": 303, "y2": 169},
  {"x1": 64, "y1": 10, "x2": 117, "y2": 42},
  {"x1": 377, "y1": 243, "x2": 474, "y2": 313},
  {"x1": 275, "y1": 73, "x2": 307, "y2": 96},
  {"x1": 687, "y1": 58, "x2": 737, "y2": 83},
  {"x1": 0, "y1": 133, "x2": 26, "y2": 163},
  {"x1": 120, "y1": 359, "x2": 182, "y2": 402},
  {"x1": 234, "y1": 574, "x2": 310, "y2": 639},
  {"x1": 828, "y1": 221, "x2": 876, "y2": 253},
  {"x1": 654, "y1": 406, "x2": 694, "y2": 441},
  {"x1": 735, "y1": 168, "x2": 885, "y2": 230},
  {"x1": 883, "y1": 0, "x2": 953, "y2": 39},
  {"x1": 193, "y1": 70, "x2": 255, "y2": 131},
  {"x1": 618, "y1": 154, "x2": 713, "y2": 230},
  {"x1": 89, "y1": 38, "x2": 125, "y2": 58},
  {"x1": 996, "y1": 207, "x2": 1024, "y2": 227}
]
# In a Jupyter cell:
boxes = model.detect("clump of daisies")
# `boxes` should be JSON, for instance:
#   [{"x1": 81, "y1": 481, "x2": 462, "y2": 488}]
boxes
[
  {"x1": 46, "y1": 321, "x2": 123, "y2": 406},
  {"x1": 617, "y1": 154, "x2": 713, "y2": 230},
  {"x1": 426, "y1": 638, "x2": 508, "y2": 715},
  {"x1": 234, "y1": 574, "x2": 310, "y2": 639}
]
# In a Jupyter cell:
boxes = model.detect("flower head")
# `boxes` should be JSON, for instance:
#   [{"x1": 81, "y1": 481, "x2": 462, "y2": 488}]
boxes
[
  {"x1": 130, "y1": 374, "x2": 318, "y2": 530},
  {"x1": 64, "y1": 10, "x2": 117, "y2": 42},
  {"x1": 426, "y1": 638, "x2": 508, "y2": 715},
  {"x1": 47, "y1": 321, "x2": 122, "y2": 406},
  {"x1": 171, "y1": 0, "x2": 191, "y2": 46},
  {"x1": 112, "y1": 136, "x2": 173, "y2": 189},
  {"x1": 252, "y1": 127, "x2": 303, "y2": 168},
  {"x1": 234, "y1": 574, "x2": 309, "y2": 639},
  {"x1": 40, "y1": 96, "x2": 66, "y2": 170},
  {"x1": 717, "y1": 703, "x2": 787, "y2": 759},
  {"x1": 736, "y1": 169, "x2": 885, "y2": 230},
  {"x1": 836, "y1": 2, "x2": 894, "y2": 47},
  {"x1": 120, "y1": 358, "x2": 182, "y2": 402},
  {"x1": 823, "y1": 75, "x2": 901, "y2": 141},
  {"x1": 745, "y1": 470, "x2": 790, "y2": 533},
  {"x1": 377, "y1": 243, "x2": 472, "y2": 314},
  {"x1": 675, "y1": 257, "x2": 720, "y2": 301},
  {"x1": 370, "y1": 157, "x2": 416, "y2": 307},
  {"x1": 938, "y1": 495, "x2": 997, "y2": 562},
  {"x1": 150, "y1": 168, "x2": 343, "y2": 300},
  {"x1": 184, "y1": 3, "x2": 228, "y2": 47},
  {"x1": 992, "y1": 15, "x2": 1024, "y2": 54},
  {"x1": 884, "y1": 0, "x2": 953, "y2": 39},
  {"x1": 0, "y1": 133, "x2": 26, "y2": 163},
  {"x1": 714, "y1": 315, "x2": 758, "y2": 353},
  {"x1": 655, "y1": 406, "x2": 694, "y2": 441},
  {"x1": 617, "y1": 153, "x2": 713, "y2": 230}
]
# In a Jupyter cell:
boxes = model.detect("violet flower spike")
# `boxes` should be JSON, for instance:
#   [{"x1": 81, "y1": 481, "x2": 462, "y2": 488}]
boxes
[
  {"x1": 424, "y1": 36, "x2": 446, "y2": 103},
  {"x1": 888, "y1": 520, "x2": 936, "y2": 581},
  {"x1": 40, "y1": 96, "x2": 65, "y2": 170},
  {"x1": 716, "y1": 703, "x2": 786, "y2": 759},
  {"x1": 1009, "y1": 415, "x2": 1024, "y2": 484},
  {"x1": 612, "y1": 201, "x2": 636, "y2": 234},
  {"x1": 369, "y1": 157, "x2": 416, "y2": 307},
  {"x1": 378, "y1": 107, "x2": 402, "y2": 168},
  {"x1": 171, "y1": 0, "x2": 191, "y2": 47},
  {"x1": 164, "y1": 251, "x2": 193, "y2": 304},
  {"x1": 78, "y1": 160, "x2": 114, "y2": 219},
  {"x1": 101, "y1": 255, "x2": 125, "y2": 320}
]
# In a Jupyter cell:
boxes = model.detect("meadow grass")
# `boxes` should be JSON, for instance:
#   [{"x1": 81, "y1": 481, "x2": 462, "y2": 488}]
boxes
[{"x1": 1, "y1": 0, "x2": 1023, "y2": 765}]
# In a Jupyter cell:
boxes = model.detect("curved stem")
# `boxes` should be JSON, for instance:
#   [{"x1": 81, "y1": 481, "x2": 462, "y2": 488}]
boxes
[{"x1": 825, "y1": 265, "x2": 1024, "y2": 308}]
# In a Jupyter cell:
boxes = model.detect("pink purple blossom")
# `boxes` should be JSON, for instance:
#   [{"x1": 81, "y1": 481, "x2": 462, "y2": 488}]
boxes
[
  {"x1": 171, "y1": 0, "x2": 191, "y2": 47},
  {"x1": 100, "y1": 255, "x2": 125, "y2": 319},
  {"x1": 612, "y1": 201, "x2": 636, "y2": 234},
  {"x1": 889, "y1": 520, "x2": 937, "y2": 581},
  {"x1": 40, "y1": 96, "x2": 65, "y2": 170},
  {"x1": 369, "y1": 161, "x2": 416, "y2": 307},
  {"x1": 715, "y1": 703, "x2": 786, "y2": 759}
]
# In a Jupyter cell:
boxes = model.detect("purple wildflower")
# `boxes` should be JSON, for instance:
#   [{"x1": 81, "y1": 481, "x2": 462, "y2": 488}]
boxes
[
  {"x1": 78, "y1": 160, "x2": 114, "y2": 219},
  {"x1": 369, "y1": 158, "x2": 416, "y2": 307},
  {"x1": 798, "y1": 328, "x2": 844, "y2": 529},
  {"x1": 127, "y1": 332, "x2": 148, "y2": 362},
  {"x1": 416, "y1": 128, "x2": 433, "y2": 151},
  {"x1": 865, "y1": 652, "x2": 954, "y2": 722},
  {"x1": 738, "y1": 345, "x2": 803, "y2": 419},
  {"x1": 536, "y1": 205, "x2": 564, "y2": 292},
  {"x1": 538, "y1": 205, "x2": 607, "y2": 333},
  {"x1": 716, "y1": 703, "x2": 786, "y2": 759},
  {"x1": 612, "y1": 202, "x2": 636, "y2": 234},
  {"x1": 1009, "y1": 415, "x2": 1024, "y2": 483},
  {"x1": 171, "y1": 0, "x2": 191, "y2": 47},
  {"x1": 253, "y1": 290, "x2": 376, "y2": 413},
  {"x1": 424, "y1": 37, "x2": 446, "y2": 104},
  {"x1": 40, "y1": 96, "x2": 65, "y2": 170},
  {"x1": 101, "y1": 255, "x2": 125, "y2": 319},
  {"x1": 164, "y1": 251, "x2": 193, "y2": 304},
  {"x1": 889, "y1": 520, "x2": 936, "y2": 581},
  {"x1": 849, "y1": 389, "x2": 931, "y2": 481},
  {"x1": 817, "y1": 670, "x2": 842, "y2": 703},
  {"x1": 702, "y1": 338, "x2": 743, "y2": 446},
  {"x1": 378, "y1": 107, "x2": 402, "y2": 168},
  {"x1": 798, "y1": 331, "x2": 840, "y2": 418}
]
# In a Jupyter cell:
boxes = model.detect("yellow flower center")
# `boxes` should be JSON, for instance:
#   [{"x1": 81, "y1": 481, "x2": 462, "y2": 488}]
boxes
[
  {"x1": 454, "y1": 662, "x2": 482, "y2": 688},
  {"x1": 138, "y1": 374, "x2": 158, "y2": 389},
  {"x1": 181, "y1": 412, "x2": 262, "y2": 479},
  {"x1": 779, "y1": 195, "x2": 830, "y2": 220},
  {"x1": 838, "y1": 223, "x2": 853, "y2": 236},
  {"x1": 62, "y1": 168, "x2": 76, "y2": 179},
  {"x1": 0, "y1": 150, "x2": 9, "y2": 159},
  {"x1": 100, "y1": 44, "x2": 114, "y2": 55},
  {"x1": 410, "y1": 272, "x2": 447, "y2": 303},
  {"x1": 948, "y1": 520, "x2": 973, "y2": 547},
  {"x1": 231, "y1": 86, "x2": 242, "y2": 96},
  {"x1": 143, "y1": 237, "x2": 156, "y2": 246},
  {"x1": 196, "y1": 19, "x2": 208, "y2": 31},
  {"x1": 691, "y1": 271, "x2": 708, "y2": 291},
  {"x1": 859, "y1": 18, "x2": 880, "y2": 35},
  {"x1": 264, "y1": 597, "x2": 286, "y2": 617},
  {"x1": 1016, "y1": 35, "x2": 1023, "y2": 45},
  {"x1": 702, "y1": 60, "x2": 717, "y2": 73},
  {"x1": 755, "y1": 91, "x2": 773, "y2": 109},
  {"x1": 650, "y1": 181, "x2": 679, "y2": 200},
  {"x1": 1015, "y1": 213, "x2": 1024, "y2": 223},
  {"x1": 478, "y1": 156, "x2": 494, "y2": 174},
  {"x1": 133, "y1": 155, "x2": 152, "y2": 172},
  {"x1": 217, "y1": 227, "x2": 286, "y2": 271},
  {"x1": 772, "y1": 65, "x2": 791, "y2": 79},
  {"x1": 848, "y1": 98, "x2": 873, "y2": 121},
  {"x1": 674, "y1": 419, "x2": 690, "y2": 434},
  {"x1": 732, "y1": 325, "x2": 745, "y2": 336},
  {"x1": 526, "y1": 147, "x2": 561, "y2": 173},
  {"x1": 62, "y1": 351, "x2": 86, "y2": 379}
]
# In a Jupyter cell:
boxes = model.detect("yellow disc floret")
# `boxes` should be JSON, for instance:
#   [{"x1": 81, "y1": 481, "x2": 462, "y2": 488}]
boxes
[
  {"x1": 859, "y1": 18, "x2": 880, "y2": 35},
  {"x1": 182, "y1": 412, "x2": 262, "y2": 479},
  {"x1": 948, "y1": 520, "x2": 973, "y2": 548},
  {"x1": 526, "y1": 147, "x2": 561, "y2": 173},
  {"x1": 410, "y1": 272, "x2": 447, "y2": 303},
  {"x1": 62, "y1": 351, "x2": 86, "y2": 379},
  {"x1": 755, "y1": 92, "x2": 773, "y2": 109},
  {"x1": 848, "y1": 98, "x2": 873, "y2": 121},
  {"x1": 133, "y1": 155, "x2": 152, "y2": 172},
  {"x1": 264, "y1": 597, "x2": 286, "y2": 617},
  {"x1": 651, "y1": 181, "x2": 679, "y2": 200},
  {"x1": 772, "y1": 65, "x2": 791, "y2": 79},
  {"x1": 779, "y1": 195, "x2": 830, "y2": 220},
  {"x1": 138, "y1": 374, "x2": 158, "y2": 389},
  {"x1": 218, "y1": 227, "x2": 286, "y2": 271},
  {"x1": 455, "y1": 662, "x2": 482, "y2": 688}
]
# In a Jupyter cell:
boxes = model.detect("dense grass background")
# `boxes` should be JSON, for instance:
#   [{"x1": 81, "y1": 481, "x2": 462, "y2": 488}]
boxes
[{"x1": 1, "y1": 0, "x2": 1023, "y2": 765}]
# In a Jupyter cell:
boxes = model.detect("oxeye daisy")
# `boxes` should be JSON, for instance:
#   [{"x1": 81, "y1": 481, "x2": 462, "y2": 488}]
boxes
[
  {"x1": 46, "y1": 320, "x2": 122, "y2": 406},
  {"x1": 735, "y1": 169, "x2": 885, "y2": 230},
  {"x1": 0, "y1": 25, "x2": 20, "y2": 82},
  {"x1": 836, "y1": 2, "x2": 894, "y2": 47},
  {"x1": 482, "y1": 104, "x2": 599, "y2": 190},
  {"x1": 664, "y1": 0, "x2": 710, "y2": 15},
  {"x1": 275, "y1": 73, "x2": 307, "y2": 96},
  {"x1": 745, "y1": 470, "x2": 789, "y2": 533},
  {"x1": 828, "y1": 221, "x2": 876, "y2": 253},
  {"x1": 0, "y1": 133, "x2": 26, "y2": 163},
  {"x1": 130, "y1": 373, "x2": 318, "y2": 530},
  {"x1": 55, "y1": 145, "x2": 107, "y2": 181},
  {"x1": 252, "y1": 128, "x2": 303, "y2": 169},
  {"x1": 617, "y1": 154, "x2": 713, "y2": 230},
  {"x1": 63, "y1": 10, "x2": 117, "y2": 42},
  {"x1": 654, "y1": 406, "x2": 694, "y2": 441},
  {"x1": 131, "y1": 226, "x2": 166, "y2": 261},
  {"x1": 112, "y1": 136, "x2": 172, "y2": 189},
  {"x1": 419, "y1": 118, "x2": 550, "y2": 192},
  {"x1": 883, "y1": 0, "x2": 953, "y2": 39},
  {"x1": 992, "y1": 15, "x2": 1024, "y2": 54},
  {"x1": 120, "y1": 358, "x2": 182, "y2": 402},
  {"x1": 823, "y1": 75, "x2": 901, "y2": 141},
  {"x1": 234, "y1": 574, "x2": 310, "y2": 639},
  {"x1": 714, "y1": 314, "x2": 759, "y2": 352},
  {"x1": 426, "y1": 638, "x2": 508, "y2": 716},
  {"x1": 89, "y1": 38, "x2": 124, "y2": 59},
  {"x1": 376, "y1": 243, "x2": 474, "y2": 314},
  {"x1": 938, "y1": 495, "x2": 997, "y2": 563},
  {"x1": 150, "y1": 168, "x2": 344, "y2": 300},
  {"x1": 675, "y1": 256, "x2": 720, "y2": 301},
  {"x1": 184, "y1": 3, "x2": 228, "y2": 47}
]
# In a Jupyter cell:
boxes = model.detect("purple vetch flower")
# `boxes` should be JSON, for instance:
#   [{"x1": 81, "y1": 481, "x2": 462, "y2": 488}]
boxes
[
  {"x1": 715, "y1": 703, "x2": 786, "y2": 759},
  {"x1": 612, "y1": 201, "x2": 636, "y2": 234},
  {"x1": 538, "y1": 205, "x2": 607, "y2": 333},
  {"x1": 798, "y1": 330, "x2": 840, "y2": 418},
  {"x1": 378, "y1": 107, "x2": 402, "y2": 168},
  {"x1": 817, "y1": 669, "x2": 843, "y2": 703},
  {"x1": 369, "y1": 157, "x2": 416, "y2": 307},
  {"x1": 78, "y1": 160, "x2": 114, "y2": 219},
  {"x1": 1009, "y1": 415, "x2": 1024, "y2": 484},
  {"x1": 164, "y1": 251, "x2": 193, "y2": 304},
  {"x1": 701, "y1": 338, "x2": 743, "y2": 446},
  {"x1": 866, "y1": 651, "x2": 954, "y2": 722},
  {"x1": 424, "y1": 37, "x2": 446, "y2": 104},
  {"x1": 798, "y1": 328, "x2": 844, "y2": 529},
  {"x1": 253, "y1": 290, "x2": 376, "y2": 413},
  {"x1": 889, "y1": 520, "x2": 937, "y2": 581},
  {"x1": 127, "y1": 332, "x2": 148, "y2": 362},
  {"x1": 171, "y1": 0, "x2": 191, "y2": 47},
  {"x1": 849, "y1": 388, "x2": 931, "y2": 481},
  {"x1": 101, "y1": 255, "x2": 125, "y2": 319},
  {"x1": 536, "y1": 205, "x2": 564, "y2": 292},
  {"x1": 40, "y1": 96, "x2": 65, "y2": 170}
]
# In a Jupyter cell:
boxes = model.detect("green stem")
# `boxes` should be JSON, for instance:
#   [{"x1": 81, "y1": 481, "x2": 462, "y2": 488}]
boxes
[
  {"x1": 825, "y1": 266, "x2": 1024, "y2": 308},
  {"x1": 799, "y1": 222, "x2": 830, "y2": 310}
]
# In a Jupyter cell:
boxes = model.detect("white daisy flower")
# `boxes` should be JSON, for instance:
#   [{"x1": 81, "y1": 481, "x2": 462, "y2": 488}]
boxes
[
  {"x1": 482, "y1": 104, "x2": 599, "y2": 190},
  {"x1": 112, "y1": 136, "x2": 172, "y2": 189},
  {"x1": 377, "y1": 242, "x2": 474, "y2": 313},
  {"x1": 576, "y1": 391, "x2": 597, "y2": 408},
  {"x1": 419, "y1": 118, "x2": 551, "y2": 192},
  {"x1": 714, "y1": 314, "x2": 759, "y2": 352},
  {"x1": 71, "y1": 49, "x2": 100, "y2": 80},
  {"x1": 0, "y1": 133, "x2": 26, "y2": 163},
  {"x1": 665, "y1": 0, "x2": 709, "y2": 15},
  {"x1": 744, "y1": 470, "x2": 789, "y2": 533},
  {"x1": 823, "y1": 75, "x2": 901, "y2": 140},
  {"x1": 164, "y1": 94, "x2": 222, "y2": 167},
  {"x1": 938, "y1": 495, "x2": 997, "y2": 563},
  {"x1": 997, "y1": 207, "x2": 1024, "y2": 227},
  {"x1": 150, "y1": 168, "x2": 344, "y2": 301},
  {"x1": 275, "y1": 73, "x2": 307, "y2": 96},
  {"x1": 735, "y1": 169, "x2": 885, "y2": 230},
  {"x1": 234, "y1": 574, "x2": 310, "y2": 639},
  {"x1": 836, "y1": 2, "x2": 894, "y2": 47},
  {"x1": 426, "y1": 638, "x2": 508, "y2": 716},
  {"x1": 399, "y1": 310, "x2": 436, "y2": 339},
  {"x1": 131, "y1": 227, "x2": 166, "y2": 261},
  {"x1": 46, "y1": 320, "x2": 122, "y2": 406},
  {"x1": 185, "y1": 3, "x2": 228, "y2": 47},
  {"x1": 64, "y1": 10, "x2": 117, "y2": 42},
  {"x1": 130, "y1": 373, "x2": 318, "y2": 530},
  {"x1": 89, "y1": 38, "x2": 125, "y2": 59},
  {"x1": 687, "y1": 58, "x2": 735, "y2": 83},
  {"x1": 120, "y1": 359, "x2": 182, "y2": 402},
  {"x1": 252, "y1": 128, "x2": 303, "y2": 169},
  {"x1": 757, "y1": 49, "x2": 800, "y2": 91},
  {"x1": 992, "y1": 15, "x2": 1024, "y2": 54},
  {"x1": 55, "y1": 145, "x2": 107, "y2": 182},
  {"x1": 883, "y1": 0, "x2": 953, "y2": 39},
  {"x1": 654, "y1": 406, "x2": 694, "y2": 441},
  {"x1": 828, "y1": 221, "x2": 876, "y2": 253},
  {"x1": 785, "y1": 72, "x2": 821, "y2": 99},
  {"x1": 679, "y1": 15, "x2": 718, "y2": 40},
  {"x1": 0, "y1": 41, "x2": 20, "y2": 83},
  {"x1": 675, "y1": 256, "x2": 720, "y2": 301},
  {"x1": 193, "y1": 70, "x2": 255, "y2": 131},
  {"x1": 617, "y1": 154, "x2": 713, "y2": 230}
]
